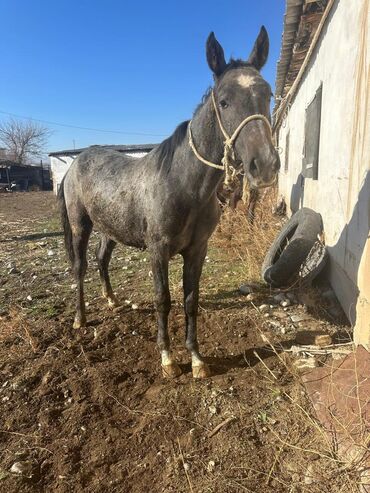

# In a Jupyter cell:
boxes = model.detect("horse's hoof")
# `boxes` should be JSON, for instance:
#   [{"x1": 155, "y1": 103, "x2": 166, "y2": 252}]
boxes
[
  {"x1": 73, "y1": 319, "x2": 86, "y2": 329},
  {"x1": 102, "y1": 290, "x2": 119, "y2": 308},
  {"x1": 162, "y1": 363, "x2": 182, "y2": 378},
  {"x1": 192, "y1": 363, "x2": 211, "y2": 379},
  {"x1": 107, "y1": 296, "x2": 119, "y2": 309}
]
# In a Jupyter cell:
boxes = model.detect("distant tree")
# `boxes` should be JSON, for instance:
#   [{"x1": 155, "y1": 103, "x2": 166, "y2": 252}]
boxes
[{"x1": 0, "y1": 118, "x2": 52, "y2": 165}]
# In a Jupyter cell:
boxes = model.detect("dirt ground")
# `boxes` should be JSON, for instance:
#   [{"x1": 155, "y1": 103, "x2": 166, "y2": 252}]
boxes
[{"x1": 0, "y1": 192, "x2": 360, "y2": 492}]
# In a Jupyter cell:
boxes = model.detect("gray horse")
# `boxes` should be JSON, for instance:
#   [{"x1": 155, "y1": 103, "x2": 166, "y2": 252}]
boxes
[{"x1": 58, "y1": 27, "x2": 280, "y2": 379}]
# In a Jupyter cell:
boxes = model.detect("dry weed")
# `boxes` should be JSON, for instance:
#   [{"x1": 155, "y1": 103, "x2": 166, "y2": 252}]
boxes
[{"x1": 212, "y1": 187, "x2": 281, "y2": 283}]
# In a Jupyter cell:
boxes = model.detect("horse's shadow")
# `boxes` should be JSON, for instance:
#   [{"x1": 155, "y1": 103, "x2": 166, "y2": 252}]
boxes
[
  {"x1": 81, "y1": 293, "x2": 294, "y2": 378},
  {"x1": 200, "y1": 288, "x2": 265, "y2": 311},
  {"x1": 179, "y1": 339, "x2": 295, "y2": 377},
  {"x1": 0, "y1": 231, "x2": 63, "y2": 243}
]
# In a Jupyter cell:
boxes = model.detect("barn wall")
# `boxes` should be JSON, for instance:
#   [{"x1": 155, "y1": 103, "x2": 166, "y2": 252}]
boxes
[
  {"x1": 125, "y1": 152, "x2": 148, "y2": 159},
  {"x1": 277, "y1": 0, "x2": 370, "y2": 345},
  {"x1": 50, "y1": 156, "x2": 76, "y2": 194}
]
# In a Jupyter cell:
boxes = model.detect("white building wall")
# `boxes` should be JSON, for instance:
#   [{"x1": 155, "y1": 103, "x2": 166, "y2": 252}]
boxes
[
  {"x1": 50, "y1": 155, "x2": 77, "y2": 194},
  {"x1": 50, "y1": 151, "x2": 150, "y2": 195},
  {"x1": 277, "y1": 0, "x2": 369, "y2": 342}
]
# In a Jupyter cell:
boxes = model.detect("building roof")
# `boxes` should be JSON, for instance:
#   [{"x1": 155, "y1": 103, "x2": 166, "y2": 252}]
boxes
[
  {"x1": 0, "y1": 159, "x2": 45, "y2": 171},
  {"x1": 49, "y1": 143, "x2": 158, "y2": 157},
  {"x1": 0, "y1": 159, "x2": 30, "y2": 169},
  {"x1": 0, "y1": 159, "x2": 17, "y2": 168},
  {"x1": 274, "y1": 0, "x2": 329, "y2": 119}
]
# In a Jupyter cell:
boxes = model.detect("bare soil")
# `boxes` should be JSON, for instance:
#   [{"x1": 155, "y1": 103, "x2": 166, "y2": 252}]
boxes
[{"x1": 0, "y1": 192, "x2": 357, "y2": 492}]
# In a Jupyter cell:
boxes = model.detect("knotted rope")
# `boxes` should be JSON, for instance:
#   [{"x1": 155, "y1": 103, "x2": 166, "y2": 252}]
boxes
[{"x1": 188, "y1": 90, "x2": 273, "y2": 191}]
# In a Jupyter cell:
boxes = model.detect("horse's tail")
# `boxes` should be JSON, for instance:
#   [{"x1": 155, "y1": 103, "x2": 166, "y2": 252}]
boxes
[{"x1": 57, "y1": 177, "x2": 74, "y2": 264}]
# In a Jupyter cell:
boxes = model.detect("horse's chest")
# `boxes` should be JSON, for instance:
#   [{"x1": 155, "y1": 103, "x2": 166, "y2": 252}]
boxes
[
  {"x1": 167, "y1": 203, "x2": 219, "y2": 255},
  {"x1": 169, "y1": 221, "x2": 194, "y2": 255}
]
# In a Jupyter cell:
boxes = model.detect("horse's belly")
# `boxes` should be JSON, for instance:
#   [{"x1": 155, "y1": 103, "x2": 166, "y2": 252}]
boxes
[
  {"x1": 87, "y1": 198, "x2": 147, "y2": 249},
  {"x1": 96, "y1": 223, "x2": 146, "y2": 249}
]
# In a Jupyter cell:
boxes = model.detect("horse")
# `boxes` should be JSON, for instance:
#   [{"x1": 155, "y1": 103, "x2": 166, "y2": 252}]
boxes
[{"x1": 58, "y1": 26, "x2": 280, "y2": 379}]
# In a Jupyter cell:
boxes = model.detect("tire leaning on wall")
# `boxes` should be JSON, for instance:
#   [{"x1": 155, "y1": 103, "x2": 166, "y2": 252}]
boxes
[{"x1": 261, "y1": 208, "x2": 328, "y2": 288}]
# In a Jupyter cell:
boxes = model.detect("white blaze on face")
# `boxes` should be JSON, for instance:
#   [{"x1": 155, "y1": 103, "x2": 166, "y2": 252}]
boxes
[{"x1": 237, "y1": 73, "x2": 257, "y2": 88}]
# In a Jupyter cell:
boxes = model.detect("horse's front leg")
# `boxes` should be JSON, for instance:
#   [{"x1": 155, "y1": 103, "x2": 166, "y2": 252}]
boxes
[
  {"x1": 182, "y1": 242, "x2": 211, "y2": 379},
  {"x1": 151, "y1": 246, "x2": 182, "y2": 378},
  {"x1": 246, "y1": 188, "x2": 260, "y2": 224}
]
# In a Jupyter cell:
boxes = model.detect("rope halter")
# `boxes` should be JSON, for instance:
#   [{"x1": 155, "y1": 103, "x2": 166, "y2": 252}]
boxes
[{"x1": 188, "y1": 90, "x2": 273, "y2": 190}]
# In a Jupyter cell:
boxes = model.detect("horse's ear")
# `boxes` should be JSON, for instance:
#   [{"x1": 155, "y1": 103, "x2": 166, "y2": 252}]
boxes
[
  {"x1": 206, "y1": 32, "x2": 226, "y2": 77},
  {"x1": 247, "y1": 26, "x2": 269, "y2": 70}
]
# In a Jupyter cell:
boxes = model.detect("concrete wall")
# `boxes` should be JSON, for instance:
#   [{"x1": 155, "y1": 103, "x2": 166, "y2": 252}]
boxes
[
  {"x1": 50, "y1": 155, "x2": 77, "y2": 194},
  {"x1": 50, "y1": 151, "x2": 150, "y2": 195},
  {"x1": 277, "y1": 0, "x2": 370, "y2": 346}
]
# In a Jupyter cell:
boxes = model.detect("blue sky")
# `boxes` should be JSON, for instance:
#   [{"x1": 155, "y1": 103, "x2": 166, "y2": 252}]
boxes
[{"x1": 1, "y1": 1, "x2": 285, "y2": 153}]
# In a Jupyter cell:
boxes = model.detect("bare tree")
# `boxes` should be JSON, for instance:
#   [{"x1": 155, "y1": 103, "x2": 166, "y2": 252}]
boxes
[{"x1": 0, "y1": 118, "x2": 52, "y2": 165}]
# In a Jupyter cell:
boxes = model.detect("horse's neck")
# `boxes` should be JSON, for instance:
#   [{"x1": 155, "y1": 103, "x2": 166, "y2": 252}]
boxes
[
  {"x1": 190, "y1": 96, "x2": 225, "y2": 164},
  {"x1": 173, "y1": 96, "x2": 225, "y2": 202}
]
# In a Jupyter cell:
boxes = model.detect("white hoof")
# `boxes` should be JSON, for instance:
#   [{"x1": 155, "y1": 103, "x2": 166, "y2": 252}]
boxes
[
  {"x1": 162, "y1": 363, "x2": 182, "y2": 378},
  {"x1": 73, "y1": 318, "x2": 86, "y2": 329},
  {"x1": 192, "y1": 363, "x2": 211, "y2": 379}
]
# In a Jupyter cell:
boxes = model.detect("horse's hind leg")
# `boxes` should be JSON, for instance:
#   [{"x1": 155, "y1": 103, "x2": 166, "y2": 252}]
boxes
[
  {"x1": 96, "y1": 235, "x2": 118, "y2": 308},
  {"x1": 70, "y1": 210, "x2": 92, "y2": 329}
]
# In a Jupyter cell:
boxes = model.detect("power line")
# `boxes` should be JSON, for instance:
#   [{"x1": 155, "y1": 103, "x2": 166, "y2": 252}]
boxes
[{"x1": 0, "y1": 109, "x2": 167, "y2": 138}]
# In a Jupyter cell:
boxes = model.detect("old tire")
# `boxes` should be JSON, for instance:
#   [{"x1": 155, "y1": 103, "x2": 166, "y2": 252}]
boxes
[{"x1": 262, "y1": 208, "x2": 327, "y2": 287}]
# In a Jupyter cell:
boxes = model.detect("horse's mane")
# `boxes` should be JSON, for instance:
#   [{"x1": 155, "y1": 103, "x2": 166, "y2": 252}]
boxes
[
  {"x1": 156, "y1": 120, "x2": 190, "y2": 173},
  {"x1": 155, "y1": 86, "x2": 213, "y2": 173},
  {"x1": 223, "y1": 59, "x2": 252, "y2": 71},
  {"x1": 193, "y1": 86, "x2": 212, "y2": 116}
]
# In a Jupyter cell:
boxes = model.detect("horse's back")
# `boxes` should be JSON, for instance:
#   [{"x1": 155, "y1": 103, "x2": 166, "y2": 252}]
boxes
[
  {"x1": 69, "y1": 147, "x2": 138, "y2": 183},
  {"x1": 64, "y1": 146, "x2": 147, "y2": 204}
]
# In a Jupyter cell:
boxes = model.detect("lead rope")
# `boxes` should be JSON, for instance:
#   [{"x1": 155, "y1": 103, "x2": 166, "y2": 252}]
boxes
[{"x1": 188, "y1": 90, "x2": 273, "y2": 191}]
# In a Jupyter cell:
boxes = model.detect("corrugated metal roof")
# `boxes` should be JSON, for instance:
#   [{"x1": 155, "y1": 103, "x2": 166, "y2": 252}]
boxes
[
  {"x1": 274, "y1": 0, "x2": 328, "y2": 119},
  {"x1": 275, "y1": 0, "x2": 304, "y2": 105}
]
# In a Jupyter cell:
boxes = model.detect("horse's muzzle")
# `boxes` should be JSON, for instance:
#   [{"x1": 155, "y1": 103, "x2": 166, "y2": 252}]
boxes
[{"x1": 246, "y1": 154, "x2": 280, "y2": 189}]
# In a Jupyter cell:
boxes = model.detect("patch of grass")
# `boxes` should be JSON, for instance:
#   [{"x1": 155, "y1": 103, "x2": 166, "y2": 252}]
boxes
[
  {"x1": 0, "y1": 469, "x2": 9, "y2": 481},
  {"x1": 27, "y1": 301, "x2": 59, "y2": 319},
  {"x1": 40, "y1": 214, "x2": 61, "y2": 233}
]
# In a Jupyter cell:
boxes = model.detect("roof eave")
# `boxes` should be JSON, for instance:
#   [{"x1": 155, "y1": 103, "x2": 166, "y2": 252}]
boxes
[{"x1": 49, "y1": 143, "x2": 158, "y2": 157}]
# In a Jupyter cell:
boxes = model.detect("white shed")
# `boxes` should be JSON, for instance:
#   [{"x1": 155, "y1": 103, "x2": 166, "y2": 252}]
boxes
[
  {"x1": 49, "y1": 144, "x2": 157, "y2": 194},
  {"x1": 274, "y1": 0, "x2": 369, "y2": 347}
]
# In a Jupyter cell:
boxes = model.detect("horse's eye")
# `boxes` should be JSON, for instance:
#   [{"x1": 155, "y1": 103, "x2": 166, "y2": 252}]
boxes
[{"x1": 219, "y1": 100, "x2": 228, "y2": 109}]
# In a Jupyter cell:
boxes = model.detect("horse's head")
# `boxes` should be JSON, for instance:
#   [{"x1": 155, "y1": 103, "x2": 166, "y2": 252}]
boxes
[{"x1": 206, "y1": 27, "x2": 280, "y2": 189}]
